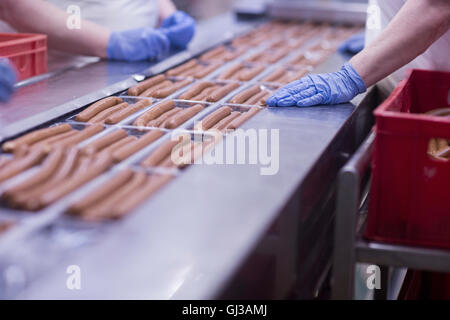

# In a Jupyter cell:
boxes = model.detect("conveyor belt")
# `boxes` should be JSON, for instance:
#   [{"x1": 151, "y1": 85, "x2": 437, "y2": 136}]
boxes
[{"x1": 0, "y1": 17, "x2": 377, "y2": 299}]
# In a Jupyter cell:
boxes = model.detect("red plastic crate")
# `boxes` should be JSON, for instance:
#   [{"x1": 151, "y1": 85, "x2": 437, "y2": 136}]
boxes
[
  {"x1": 0, "y1": 33, "x2": 47, "y2": 81},
  {"x1": 366, "y1": 69, "x2": 450, "y2": 249}
]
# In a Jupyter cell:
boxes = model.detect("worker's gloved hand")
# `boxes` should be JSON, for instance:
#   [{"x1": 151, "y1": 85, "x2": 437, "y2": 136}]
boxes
[
  {"x1": 338, "y1": 32, "x2": 365, "y2": 55},
  {"x1": 266, "y1": 63, "x2": 366, "y2": 107},
  {"x1": 0, "y1": 58, "x2": 17, "y2": 103},
  {"x1": 160, "y1": 11, "x2": 195, "y2": 49},
  {"x1": 107, "y1": 28, "x2": 170, "y2": 61}
]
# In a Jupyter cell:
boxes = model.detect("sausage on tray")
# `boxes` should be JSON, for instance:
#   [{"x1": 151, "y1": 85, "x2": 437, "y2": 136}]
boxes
[
  {"x1": 212, "y1": 111, "x2": 241, "y2": 131},
  {"x1": 206, "y1": 83, "x2": 240, "y2": 102},
  {"x1": 88, "y1": 102, "x2": 129, "y2": 123},
  {"x1": 133, "y1": 100, "x2": 175, "y2": 127},
  {"x1": 75, "y1": 97, "x2": 122, "y2": 122},
  {"x1": 128, "y1": 75, "x2": 166, "y2": 96},
  {"x1": 37, "y1": 154, "x2": 113, "y2": 209},
  {"x1": 166, "y1": 60, "x2": 198, "y2": 77},
  {"x1": 80, "y1": 172, "x2": 148, "y2": 221},
  {"x1": 152, "y1": 79, "x2": 192, "y2": 98},
  {"x1": 68, "y1": 168, "x2": 135, "y2": 215},
  {"x1": 229, "y1": 85, "x2": 261, "y2": 104},
  {"x1": 53, "y1": 123, "x2": 104, "y2": 149},
  {"x1": 164, "y1": 104, "x2": 205, "y2": 129},
  {"x1": 2, "y1": 124, "x2": 72, "y2": 153},
  {"x1": 226, "y1": 108, "x2": 261, "y2": 130},
  {"x1": 2, "y1": 148, "x2": 65, "y2": 201},
  {"x1": 113, "y1": 130, "x2": 164, "y2": 163},
  {"x1": 0, "y1": 147, "x2": 47, "y2": 183},
  {"x1": 195, "y1": 106, "x2": 231, "y2": 131},
  {"x1": 81, "y1": 129, "x2": 128, "y2": 156},
  {"x1": 105, "y1": 99, "x2": 152, "y2": 124},
  {"x1": 178, "y1": 81, "x2": 215, "y2": 100}
]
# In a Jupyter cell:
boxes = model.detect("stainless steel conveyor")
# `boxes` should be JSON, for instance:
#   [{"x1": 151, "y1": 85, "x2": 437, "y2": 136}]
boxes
[{"x1": 0, "y1": 12, "x2": 380, "y2": 299}]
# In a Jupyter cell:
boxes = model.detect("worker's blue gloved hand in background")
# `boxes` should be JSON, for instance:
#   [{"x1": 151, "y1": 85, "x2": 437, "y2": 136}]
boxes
[
  {"x1": 0, "y1": 58, "x2": 17, "y2": 103},
  {"x1": 160, "y1": 11, "x2": 196, "y2": 49},
  {"x1": 266, "y1": 63, "x2": 366, "y2": 107},
  {"x1": 107, "y1": 28, "x2": 170, "y2": 61},
  {"x1": 338, "y1": 32, "x2": 365, "y2": 55}
]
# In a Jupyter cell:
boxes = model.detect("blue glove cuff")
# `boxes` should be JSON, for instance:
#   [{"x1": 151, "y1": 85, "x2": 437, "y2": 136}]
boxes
[{"x1": 341, "y1": 62, "x2": 366, "y2": 94}]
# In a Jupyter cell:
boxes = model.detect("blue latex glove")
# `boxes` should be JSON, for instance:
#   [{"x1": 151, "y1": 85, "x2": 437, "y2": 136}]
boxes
[
  {"x1": 0, "y1": 58, "x2": 17, "y2": 103},
  {"x1": 160, "y1": 11, "x2": 196, "y2": 49},
  {"x1": 107, "y1": 28, "x2": 170, "y2": 61},
  {"x1": 338, "y1": 32, "x2": 365, "y2": 55},
  {"x1": 266, "y1": 63, "x2": 366, "y2": 107}
]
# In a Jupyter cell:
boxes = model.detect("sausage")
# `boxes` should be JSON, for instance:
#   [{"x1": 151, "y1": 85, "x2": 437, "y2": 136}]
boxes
[
  {"x1": 112, "y1": 174, "x2": 173, "y2": 219},
  {"x1": 229, "y1": 85, "x2": 261, "y2": 104},
  {"x1": 212, "y1": 111, "x2": 241, "y2": 131},
  {"x1": 133, "y1": 100, "x2": 175, "y2": 127},
  {"x1": 238, "y1": 65, "x2": 265, "y2": 81},
  {"x1": 244, "y1": 90, "x2": 269, "y2": 106},
  {"x1": 23, "y1": 156, "x2": 93, "y2": 210},
  {"x1": 141, "y1": 138, "x2": 183, "y2": 167},
  {"x1": 68, "y1": 169, "x2": 134, "y2": 215},
  {"x1": 53, "y1": 123, "x2": 104, "y2": 149},
  {"x1": 38, "y1": 153, "x2": 113, "y2": 209},
  {"x1": 98, "y1": 136, "x2": 137, "y2": 157},
  {"x1": 226, "y1": 108, "x2": 261, "y2": 130},
  {"x1": 87, "y1": 102, "x2": 129, "y2": 123},
  {"x1": 195, "y1": 106, "x2": 231, "y2": 131},
  {"x1": 177, "y1": 64, "x2": 204, "y2": 77},
  {"x1": 104, "y1": 99, "x2": 152, "y2": 124},
  {"x1": 289, "y1": 53, "x2": 306, "y2": 66},
  {"x1": 81, "y1": 129, "x2": 128, "y2": 156},
  {"x1": 31, "y1": 130, "x2": 77, "y2": 152},
  {"x1": 217, "y1": 63, "x2": 244, "y2": 80},
  {"x1": 206, "y1": 83, "x2": 240, "y2": 102},
  {"x1": 112, "y1": 130, "x2": 164, "y2": 163},
  {"x1": 246, "y1": 52, "x2": 265, "y2": 63},
  {"x1": 75, "y1": 97, "x2": 123, "y2": 122},
  {"x1": 229, "y1": 69, "x2": 247, "y2": 81},
  {"x1": 2, "y1": 123, "x2": 72, "y2": 153},
  {"x1": 192, "y1": 63, "x2": 220, "y2": 79},
  {"x1": 222, "y1": 49, "x2": 242, "y2": 61},
  {"x1": 12, "y1": 148, "x2": 81, "y2": 209},
  {"x1": 166, "y1": 59, "x2": 198, "y2": 77},
  {"x1": 191, "y1": 86, "x2": 217, "y2": 101},
  {"x1": 289, "y1": 69, "x2": 309, "y2": 81},
  {"x1": 144, "y1": 107, "x2": 181, "y2": 127},
  {"x1": 80, "y1": 172, "x2": 148, "y2": 221},
  {"x1": 259, "y1": 93, "x2": 271, "y2": 106},
  {"x1": 0, "y1": 147, "x2": 47, "y2": 183},
  {"x1": 200, "y1": 46, "x2": 227, "y2": 61},
  {"x1": 265, "y1": 48, "x2": 289, "y2": 63},
  {"x1": 262, "y1": 67, "x2": 286, "y2": 83},
  {"x1": 164, "y1": 104, "x2": 205, "y2": 129},
  {"x1": 155, "y1": 108, "x2": 183, "y2": 128},
  {"x1": 2, "y1": 148, "x2": 64, "y2": 201},
  {"x1": 152, "y1": 79, "x2": 192, "y2": 98},
  {"x1": 127, "y1": 75, "x2": 166, "y2": 96},
  {"x1": 140, "y1": 80, "x2": 173, "y2": 97},
  {"x1": 178, "y1": 81, "x2": 215, "y2": 100}
]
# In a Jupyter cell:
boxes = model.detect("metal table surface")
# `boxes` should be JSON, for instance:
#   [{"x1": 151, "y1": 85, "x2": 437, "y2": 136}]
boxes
[{"x1": 0, "y1": 14, "x2": 377, "y2": 299}]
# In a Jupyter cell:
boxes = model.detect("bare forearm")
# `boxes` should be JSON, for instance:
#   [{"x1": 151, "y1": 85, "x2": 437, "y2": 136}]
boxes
[
  {"x1": 0, "y1": 0, "x2": 110, "y2": 57},
  {"x1": 158, "y1": 0, "x2": 177, "y2": 22},
  {"x1": 350, "y1": 0, "x2": 450, "y2": 87}
]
